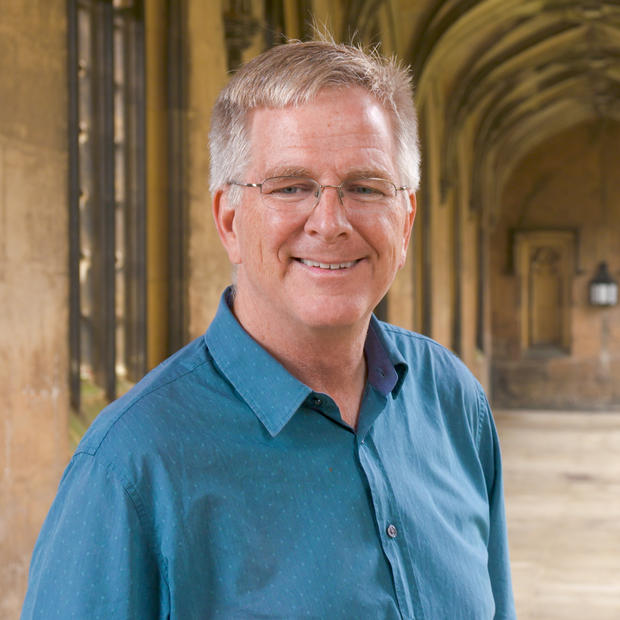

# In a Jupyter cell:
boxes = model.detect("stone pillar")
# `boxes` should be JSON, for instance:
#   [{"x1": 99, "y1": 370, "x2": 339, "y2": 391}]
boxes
[
  {"x1": 145, "y1": 0, "x2": 171, "y2": 369},
  {"x1": 185, "y1": 0, "x2": 232, "y2": 337},
  {"x1": 0, "y1": 1, "x2": 70, "y2": 616}
]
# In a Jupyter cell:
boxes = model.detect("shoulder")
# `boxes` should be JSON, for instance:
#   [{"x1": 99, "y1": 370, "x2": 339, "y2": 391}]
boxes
[
  {"x1": 76, "y1": 334, "x2": 212, "y2": 459},
  {"x1": 378, "y1": 321, "x2": 482, "y2": 393},
  {"x1": 375, "y1": 320, "x2": 489, "y2": 443}
]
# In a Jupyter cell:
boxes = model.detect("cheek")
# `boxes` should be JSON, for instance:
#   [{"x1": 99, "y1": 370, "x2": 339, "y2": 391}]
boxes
[
  {"x1": 391, "y1": 211, "x2": 411, "y2": 259},
  {"x1": 235, "y1": 208, "x2": 263, "y2": 265},
  {"x1": 238, "y1": 207, "x2": 298, "y2": 266},
  {"x1": 370, "y1": 213, "x2": 407, "y2": 257}
]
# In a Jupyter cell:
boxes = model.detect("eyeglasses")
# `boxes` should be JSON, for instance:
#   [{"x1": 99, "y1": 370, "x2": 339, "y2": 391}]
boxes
[{"x1": 228, "y1": 176, "x2": 408, "y2": 212}]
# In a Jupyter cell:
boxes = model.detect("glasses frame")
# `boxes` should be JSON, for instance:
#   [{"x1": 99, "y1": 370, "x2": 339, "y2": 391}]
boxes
[{"x1": 228, "y1": 176, "x2": 409, "y2": 210}]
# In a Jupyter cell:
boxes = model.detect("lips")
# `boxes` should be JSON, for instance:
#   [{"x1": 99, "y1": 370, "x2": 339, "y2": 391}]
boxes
[{"x1": 297, "y1": 258, "x2": 360, "y2": 270}]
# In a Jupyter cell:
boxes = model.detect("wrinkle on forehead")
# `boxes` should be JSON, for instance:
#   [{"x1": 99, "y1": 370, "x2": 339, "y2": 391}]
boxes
[{"x1": 247, "y1": 88, "x2": 398, "y2": 183}]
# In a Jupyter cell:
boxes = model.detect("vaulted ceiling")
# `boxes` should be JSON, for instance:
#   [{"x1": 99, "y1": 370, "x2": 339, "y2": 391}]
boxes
[{"x1": 399, "y1": 0, "x2": 620, "y2": 221}]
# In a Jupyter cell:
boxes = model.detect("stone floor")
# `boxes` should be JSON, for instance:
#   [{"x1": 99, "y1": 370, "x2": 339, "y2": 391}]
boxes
[{"x1": 495, "y1": 410, "x2": 620, "y2": 620}]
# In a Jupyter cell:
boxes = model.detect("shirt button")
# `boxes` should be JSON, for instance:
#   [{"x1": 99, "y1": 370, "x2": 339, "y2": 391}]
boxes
[
  {"x1": 312, "y1": 397, "x2": 322, "y2": 407},
  {"x1": 386, "y1": 524, "x2": 398, "y2": 538}
]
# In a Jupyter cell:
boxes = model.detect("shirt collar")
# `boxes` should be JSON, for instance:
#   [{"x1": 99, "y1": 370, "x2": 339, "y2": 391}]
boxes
[
  {"x1": 204, "y1": 288, "x2": 312, "y2": 437},
  {"x1": 204, "y1": 288, "x2": 409, "y2": 436},
  {"x1": 366, "y1": 315, "x2": 409, "y2": 398}
]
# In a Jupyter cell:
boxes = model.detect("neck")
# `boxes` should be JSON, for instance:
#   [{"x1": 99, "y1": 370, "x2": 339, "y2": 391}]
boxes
[
  {"x1": 278, "y1": 325, "x2": 368, "y2": 394},
  {"x1": 231, "y1": 289, "x2": 370, "y2": 428}
]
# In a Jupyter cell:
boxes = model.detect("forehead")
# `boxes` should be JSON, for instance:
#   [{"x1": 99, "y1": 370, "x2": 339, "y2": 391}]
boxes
[{"x1": 246, "y1": 87, "x2": 398, "y2": 178}]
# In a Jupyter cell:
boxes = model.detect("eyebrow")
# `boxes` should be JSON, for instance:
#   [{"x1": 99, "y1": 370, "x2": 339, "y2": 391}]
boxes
[
  {"x1": 264, "y1": 166, "x2": 313, "y2": 178},
  {"x1": 264, "y1": 167, "x2": 394, "y2": 180},
  {"x1": 344, "y1": 168, "x2": 393, "y2": 180}
]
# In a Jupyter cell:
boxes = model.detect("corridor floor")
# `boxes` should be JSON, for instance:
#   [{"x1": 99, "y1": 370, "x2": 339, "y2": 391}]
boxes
[{"x1": 495, "y1": 410, "x2": 620, "y2": 620}]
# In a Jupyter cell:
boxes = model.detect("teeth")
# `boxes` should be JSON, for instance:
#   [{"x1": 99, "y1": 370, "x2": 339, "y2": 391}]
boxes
[{"x1": 300, "y1": 259, "x2": 357, "y2": 270}]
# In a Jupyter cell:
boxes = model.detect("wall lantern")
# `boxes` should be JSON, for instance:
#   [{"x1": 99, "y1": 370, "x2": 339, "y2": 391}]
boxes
[{"x1": 589, "y1": 262, "x2": 618, "y2": 307}]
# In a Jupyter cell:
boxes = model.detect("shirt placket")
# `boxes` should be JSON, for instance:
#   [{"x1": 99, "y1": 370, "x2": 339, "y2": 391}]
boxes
[{"x1": 356, "y1": 394, "x2": 425, "y2": 620}]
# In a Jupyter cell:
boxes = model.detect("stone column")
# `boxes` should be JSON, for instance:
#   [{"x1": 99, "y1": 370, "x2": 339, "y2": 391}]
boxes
[{"x1": 185, "y1": 0, "x2": 232, "y2": 336}]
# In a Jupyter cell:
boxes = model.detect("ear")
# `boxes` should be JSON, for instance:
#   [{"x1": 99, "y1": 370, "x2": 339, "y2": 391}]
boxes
[
  {"x1": 212, "y1": 188, "x2": 242, "y2": 264},
  {"x1": 398, "y1": 191, "x2": 416, "y2": 269}
]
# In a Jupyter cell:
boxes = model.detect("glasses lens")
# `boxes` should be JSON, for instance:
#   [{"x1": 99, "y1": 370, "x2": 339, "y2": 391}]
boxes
[
  {"x1": 342, "y1": 178, "x2": 397, "y2": 203},
  {"x1": 260, "y1": 177, "x2": 318, "y2": 208}
]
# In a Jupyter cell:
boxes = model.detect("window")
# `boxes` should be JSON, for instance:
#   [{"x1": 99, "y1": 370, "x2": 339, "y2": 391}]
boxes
[{"x1": 68, "y1": 0, "x2": 146, "y2": 419}]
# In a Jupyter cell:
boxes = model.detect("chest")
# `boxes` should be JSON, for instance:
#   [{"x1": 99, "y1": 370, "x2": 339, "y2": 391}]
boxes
[{"x1": 144, "y1": 397, "x2": 494, "y2": 619}]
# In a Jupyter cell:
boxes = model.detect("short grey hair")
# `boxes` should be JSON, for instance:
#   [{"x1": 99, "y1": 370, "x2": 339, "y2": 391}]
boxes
[{"x1": 209, "y1": 40, "x2": 420, "y2": 205}]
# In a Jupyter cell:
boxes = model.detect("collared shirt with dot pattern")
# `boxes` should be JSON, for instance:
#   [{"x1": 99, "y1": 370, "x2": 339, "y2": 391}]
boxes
[{"x1": 22, "y1": 288, "x2": 515, "y2": 620}]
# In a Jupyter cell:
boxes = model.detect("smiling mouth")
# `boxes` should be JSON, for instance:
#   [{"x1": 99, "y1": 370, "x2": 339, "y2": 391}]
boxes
[{"x1": 296, "y1": 258, "x2": 360, "y2": 270}]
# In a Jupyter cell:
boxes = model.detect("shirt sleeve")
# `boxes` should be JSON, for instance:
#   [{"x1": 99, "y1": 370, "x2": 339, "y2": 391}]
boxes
[
  {"x1": 21, "y1": 452, "x2": 168, "y2": 619},
  {"x1": 476, "y1": 389, "x2": 517, "y2": 620}
]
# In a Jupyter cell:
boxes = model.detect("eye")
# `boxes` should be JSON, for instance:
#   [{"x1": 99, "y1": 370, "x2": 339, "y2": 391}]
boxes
[
  {"x1": 263, "y1": 177, "x2": 315, "y2": 199},
  {"x1": 349, "y1": 184, "x2": 383, "y2": 196},
  {"x1": 276, "y1": 185, "x2": 305, "y2": 195},
  {"x1": 344, "y1": 179, "x2": 392, "y2": 200}
]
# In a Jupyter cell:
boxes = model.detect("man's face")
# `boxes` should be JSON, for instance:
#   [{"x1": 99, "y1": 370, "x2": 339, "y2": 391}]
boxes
[{"x1": 215, "y1": 86, "x2": 415, "y2": 336}]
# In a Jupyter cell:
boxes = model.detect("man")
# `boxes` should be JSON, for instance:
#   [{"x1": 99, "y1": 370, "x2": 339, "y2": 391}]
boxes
[{"x1": 22, "y1": 40, "x2": 515, "y2": 618}]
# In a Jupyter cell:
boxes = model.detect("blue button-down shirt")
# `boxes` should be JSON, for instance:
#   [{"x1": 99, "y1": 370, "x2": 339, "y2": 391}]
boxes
[{"x1": 22, "y1": 289, "x2": 515, "y2": 619}]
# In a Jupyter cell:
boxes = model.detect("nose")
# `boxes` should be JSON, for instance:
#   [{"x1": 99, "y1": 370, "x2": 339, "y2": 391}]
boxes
[
  {"x1": 315, "y1": 184, "x2": 344, "y2": 206},
  {"x1": 304, "y1": 184, "x2": 353, "y2": 241}
]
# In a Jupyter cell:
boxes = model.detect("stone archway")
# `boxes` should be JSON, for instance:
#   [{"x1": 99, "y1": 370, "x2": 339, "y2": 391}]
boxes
[{"x1": 401, "y1": 0, "x2": 620, "y2": 401}]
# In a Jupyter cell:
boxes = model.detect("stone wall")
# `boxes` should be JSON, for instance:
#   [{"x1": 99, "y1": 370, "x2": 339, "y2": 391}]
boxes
[
  {"x1": 0, "y1": 1, "x2": 70, "y2": 616},
  {"x1": 490, "y1": 120, "x2": 620, "y2": 409}
]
